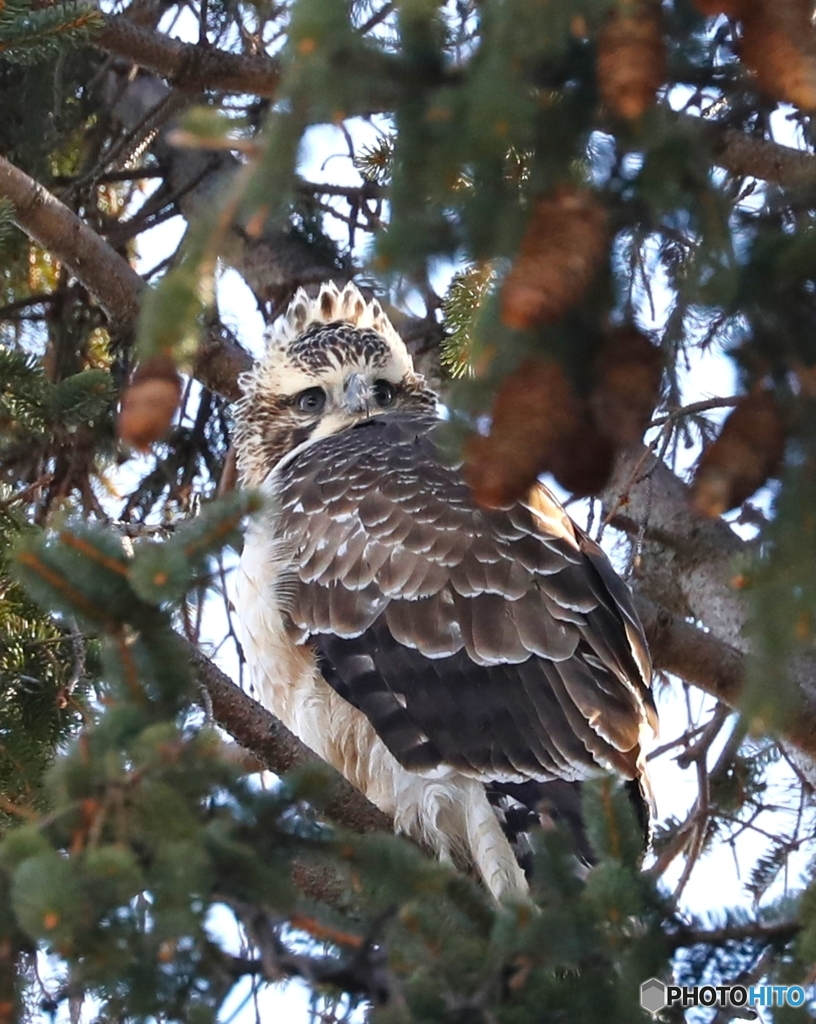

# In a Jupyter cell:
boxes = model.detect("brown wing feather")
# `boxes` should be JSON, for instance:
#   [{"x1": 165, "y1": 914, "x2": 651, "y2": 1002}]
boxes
[{"x1": 274, "y1": 412, "x2": 656, "y2": 784}]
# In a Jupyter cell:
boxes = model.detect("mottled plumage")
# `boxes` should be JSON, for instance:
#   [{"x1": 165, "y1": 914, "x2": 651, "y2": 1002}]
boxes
[{"x1": 233, "y1": 281, "x2": 657, "y2": 901}]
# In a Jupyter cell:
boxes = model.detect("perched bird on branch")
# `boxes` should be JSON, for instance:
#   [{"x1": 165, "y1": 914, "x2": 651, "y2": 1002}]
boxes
[{"x1": 233, "y1": 281, "x2": 657, "y2": 901}]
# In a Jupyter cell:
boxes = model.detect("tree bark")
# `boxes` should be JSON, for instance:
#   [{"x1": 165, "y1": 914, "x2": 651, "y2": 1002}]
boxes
[
  {"x1": 605, "y1": 445, "x2": 816, "y2": 772},
  {"x1": 602, "y1": 443, "x2": 748, "y2": 650},
  {"x1": 0, "y1": 154, "x2": 253, "y2": 397},
  {"x1": 97, "y1": 14, "x2": 281, "y2": 98},
  {"x1": 0, "y1": 154, "x2": 143, "y2": 328}
]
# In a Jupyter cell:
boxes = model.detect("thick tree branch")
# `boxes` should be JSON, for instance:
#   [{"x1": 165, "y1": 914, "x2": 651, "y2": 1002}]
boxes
[
  {"x1": 0, "y1": 154, "x2": 143, "y2": 328},
  {"x1": 0, "y1": 153, "x2": 252, "y2": 398},
  {"x1": 186, "y1": 641, "x2": 392, "y2": 834},
  {"x1": 637, "y1": 595, "x2": 745, "y2": 708},
  {"x1": 603, "y1": 443, "x2": 748, "y2": 650},
  {"x1": 708, "y1": 123, "x2": 816, "y2": 197},
  {"x1": 96, "y1": 14, "x2": 281, "y2": 98}
]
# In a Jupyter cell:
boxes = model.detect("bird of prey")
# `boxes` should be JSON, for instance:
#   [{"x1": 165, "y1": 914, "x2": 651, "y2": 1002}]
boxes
[{"x1": 233, "y1": 281, "x2": 657, "y2": 902}]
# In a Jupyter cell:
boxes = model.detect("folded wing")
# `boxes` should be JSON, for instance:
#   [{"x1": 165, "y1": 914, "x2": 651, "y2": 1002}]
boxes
[{"x1": 272, "y1": 412, "x2": 657, "y2": 786}]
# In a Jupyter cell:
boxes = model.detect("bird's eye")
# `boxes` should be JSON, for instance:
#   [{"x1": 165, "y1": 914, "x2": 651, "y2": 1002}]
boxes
[
  {"x1": 372, "y1": 380, "x2": 396, "y2": 408},
  {"x1": 296, "y1": 387, "x2": 327, "y2": 414}
]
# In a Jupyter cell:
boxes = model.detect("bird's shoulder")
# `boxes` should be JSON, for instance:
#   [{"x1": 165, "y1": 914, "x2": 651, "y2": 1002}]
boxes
[{"x1": 274, "y1": 410, "x2": 581, "y2": 555}]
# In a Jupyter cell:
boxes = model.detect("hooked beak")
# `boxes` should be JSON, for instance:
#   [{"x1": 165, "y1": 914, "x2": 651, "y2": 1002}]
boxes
[{"x1": 343, "y1": 372, "x2": 371, "y2": 415}]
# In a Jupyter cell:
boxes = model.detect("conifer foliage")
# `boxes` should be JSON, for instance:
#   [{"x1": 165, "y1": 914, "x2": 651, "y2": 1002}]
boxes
[{"x1": 3, "y1": 0, "x2": 816, "y2": 1019}]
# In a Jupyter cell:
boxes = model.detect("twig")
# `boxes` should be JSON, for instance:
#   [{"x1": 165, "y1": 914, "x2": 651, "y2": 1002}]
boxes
[
  {"x1": 650, "y1": 396, "x2": 741, "y2": 427},
  {"x1": 0, "y1": 474, "x2": 54, "y2": 510},
  {"x1": 358, "y1": 1, "x2": 395, "y2": 34}
]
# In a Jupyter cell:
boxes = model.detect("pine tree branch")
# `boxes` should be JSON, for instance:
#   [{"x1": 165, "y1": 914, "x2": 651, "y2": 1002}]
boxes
[
  {"x1": 91, "y1": 12, "x2": 816, "y2": 200},
  {"x1": 185, "y1": 640, "x2": 393, "y2": 834},
  {"x1": 606, "y1": 447, "x2": 816, "y2": 765},
  {"x1": 0, "y1": 153, "x2": 143, "y2": 328},
  {"x1": 637, "y1": 594, "x2": 746, "y2": 710},
  {"x1": 0, "y1": 153, "x2": 252, "y2": 398},
  {"x1": 668, "y1": 917, "x2": 801, "y2": 952},
  {"x1": 96, "y1": 14, "x2": 281, "y2": 98},
  {"x1": 95, "y1": 13, "x2": 816, "y2": 199},
  {"x1": 707, "y1": 123, "x2": 816, "y2": 196}
]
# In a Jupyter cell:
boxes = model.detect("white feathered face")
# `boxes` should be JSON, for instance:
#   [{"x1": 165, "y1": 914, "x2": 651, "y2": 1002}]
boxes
[{"x1": 234, "y1": 293, "x2": 436, "y2": 487}]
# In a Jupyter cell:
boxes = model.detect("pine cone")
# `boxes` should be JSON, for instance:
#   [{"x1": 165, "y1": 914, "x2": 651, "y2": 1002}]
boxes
[
  {"x1": 597, "y1": 0, "x2": 666, "y2": 120},
  {"x1": 118, "y1": 355, "x2": 182, "y2": 451},
  {"x1": 691, "y1": 390, "x2": 786, "y2": 517},
  {"x1": 549, "y1": 414, "x2": 618, "y2": 496},
  {"x1": 465, "y1": 360, "x2": 583, "y2": 507},
  {"x1": 590, "y1": 325, "x2": 663, "y2": 446},
  {"x1": 500, "y1": 187, "x2": 609, "y2": 331},
  {"x1": 740, "y1": 0, "x2": 816, "y2": 110}
]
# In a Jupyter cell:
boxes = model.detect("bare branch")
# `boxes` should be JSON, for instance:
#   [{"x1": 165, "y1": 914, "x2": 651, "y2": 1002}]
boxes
[{"x1": 709, "y1": 124, "x2": 816, "y2": 197}]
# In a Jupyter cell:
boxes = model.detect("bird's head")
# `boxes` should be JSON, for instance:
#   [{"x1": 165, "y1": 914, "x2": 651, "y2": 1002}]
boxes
[{"x1": 234, "y1": 282, "x2": 436, "y2": 486}]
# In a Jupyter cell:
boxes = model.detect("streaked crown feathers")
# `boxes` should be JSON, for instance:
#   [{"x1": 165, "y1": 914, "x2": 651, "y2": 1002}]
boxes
[{"x1": 264, "y1": 281, "x2": 409, "y2": 358}]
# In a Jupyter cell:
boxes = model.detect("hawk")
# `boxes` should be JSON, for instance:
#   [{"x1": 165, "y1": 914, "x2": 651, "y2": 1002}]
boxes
[{"x1": 233, "y1": 281, "x2": 657, "y2": 902}]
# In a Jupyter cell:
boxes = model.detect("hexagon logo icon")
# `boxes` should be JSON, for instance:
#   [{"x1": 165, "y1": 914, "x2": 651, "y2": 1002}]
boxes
[{"x1": 641, "y1": 978, "x2": 667, "y2": 1016}]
